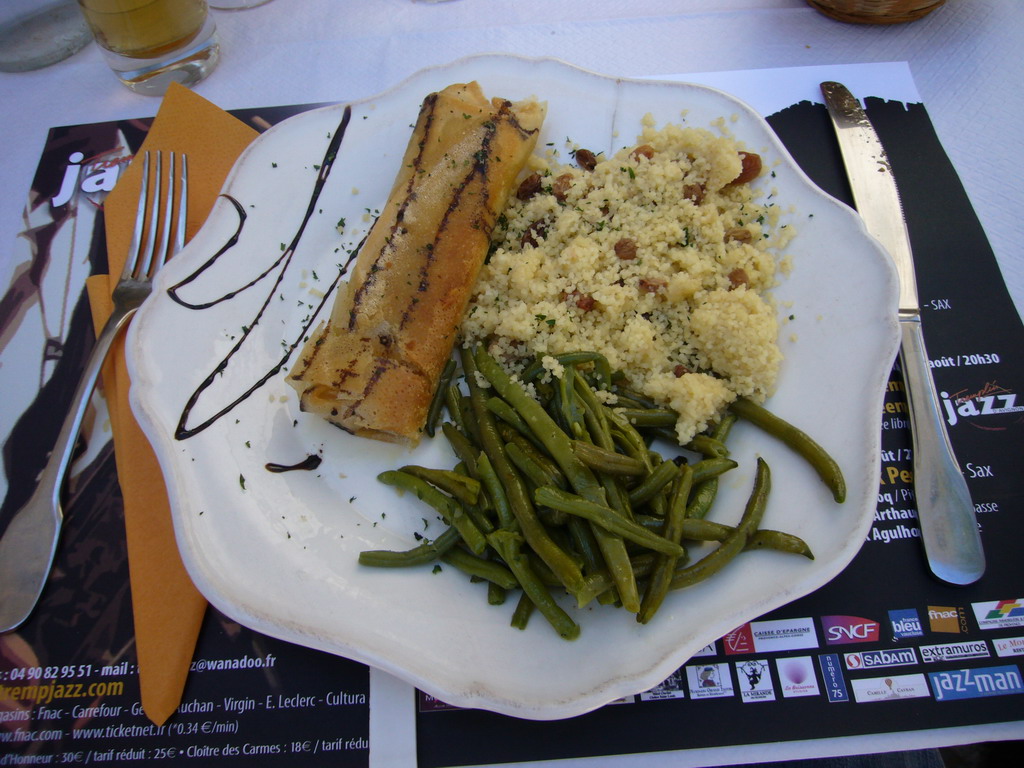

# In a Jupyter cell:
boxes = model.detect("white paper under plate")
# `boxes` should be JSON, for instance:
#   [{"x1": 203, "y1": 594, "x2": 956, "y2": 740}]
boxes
[{"x1": 127, "y1": 54, "x2": 900, "y2": 720}]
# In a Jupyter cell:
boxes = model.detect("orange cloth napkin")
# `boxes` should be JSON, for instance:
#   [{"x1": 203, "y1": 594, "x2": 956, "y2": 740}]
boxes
[{"x1": 85, "y1": 83, "x2": 259, "y2": 726}]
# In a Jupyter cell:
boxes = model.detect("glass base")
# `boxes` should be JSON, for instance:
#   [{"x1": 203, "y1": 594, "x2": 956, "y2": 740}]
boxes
[
  {"x1": 0, "y1": 2, "x2": 92, "y2": 73},
  {"x1": 100, "y1": 15, "x2": 219, "y2": 96}
]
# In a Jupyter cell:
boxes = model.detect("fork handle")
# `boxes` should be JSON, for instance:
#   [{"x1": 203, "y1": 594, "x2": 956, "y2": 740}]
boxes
[
  {"x1": 0, "y1": 304, "x2": 136, "y2": 632},
  {"x1": 45, "y1": 305, "x2": 138, "y2": 492}
]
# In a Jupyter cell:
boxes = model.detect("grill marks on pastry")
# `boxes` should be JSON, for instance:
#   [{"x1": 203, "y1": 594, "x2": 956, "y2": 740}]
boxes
[
  {"x1": 286, "y1": 83, "x2": 545, "y2": 445},
  {"x1": 348, "y1": 94, "x2": 438, "y2": 332}
]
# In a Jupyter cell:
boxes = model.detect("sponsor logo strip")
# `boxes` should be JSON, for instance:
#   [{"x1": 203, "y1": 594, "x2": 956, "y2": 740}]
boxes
[
  {"x1": 919, "y1": 641, "x2": 990, "y2": 664},
  {"x1": 777, "y1": 657, "x2": 820, "y2": 698},
  {"x1": 640, "y1": 668, "x2": 686, "y2": 702},
  {"x1": 928, "y1": 606, "x2": 969, "y2": 634},
  {"x1": 844, "y1": 648, "x2": 918, "y2": 670},
  {"x1": 851, "y1": 674, "x2": 931, "y2": 703},
  {"x1": 735, "y1": 660, "x2": 775, "y2": 703},
  {"x1": 822, "y1": 615, "x2": 881, "y2": 646},
  {"x1": 929, "y1": 665, "x2": 1024, "y2": 701},
  {"x1": 973, "y1": 600, "x2": 1024, "y2": 630},
  {"x1": 724, "y1": 618, "x2": 818, "y2": 655},
  {"x1": 889, "y1": 608, "x2": 924, "y2": 639},
  {"x1": 994, "y1": 637, "x2": 1024, "y2": 658},
  {"x1": 686, "y1": 663, "x2": 735, "y2": 700},
  {"x1": 818, "y1": 654, "x2": 850, "y2": 703}
]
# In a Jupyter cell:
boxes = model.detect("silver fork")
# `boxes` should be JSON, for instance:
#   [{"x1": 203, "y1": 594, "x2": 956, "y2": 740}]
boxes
[{"x1": 0, "y1": 151, "x2": 187, "y2": 632}]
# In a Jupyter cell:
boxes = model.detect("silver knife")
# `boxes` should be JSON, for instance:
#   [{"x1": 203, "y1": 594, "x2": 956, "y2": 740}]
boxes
[{"x1": 820, "y1": 81, "x2": 984, "y2": 585}]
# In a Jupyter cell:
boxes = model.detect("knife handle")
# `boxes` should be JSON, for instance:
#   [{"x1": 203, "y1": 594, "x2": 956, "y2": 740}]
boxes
[{"x1": 900, "y1": 318, "x2": 985, "y2": 585}]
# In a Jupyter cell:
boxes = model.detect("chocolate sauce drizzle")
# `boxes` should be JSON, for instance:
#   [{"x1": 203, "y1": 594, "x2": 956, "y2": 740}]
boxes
[
  {"x1": 174, "y1": 105, "x2": 357, "y2": 440},
  {"x1": 265, "y1": 454, "x2": 323, "y2": 473}
]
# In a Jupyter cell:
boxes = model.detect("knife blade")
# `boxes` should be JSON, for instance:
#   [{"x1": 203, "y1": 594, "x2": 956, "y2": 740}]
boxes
[{"x1": 820, "y1": 81, "x2": 984, "y2": 585}]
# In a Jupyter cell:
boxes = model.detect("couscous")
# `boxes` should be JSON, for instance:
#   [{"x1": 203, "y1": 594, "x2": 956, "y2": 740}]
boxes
[{"x1": 462, "y1": 115, "x2": 790, "y2": 443}]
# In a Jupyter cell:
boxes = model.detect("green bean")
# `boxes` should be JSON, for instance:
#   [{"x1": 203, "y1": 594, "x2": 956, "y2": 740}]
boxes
[
  {"x1": 358, "y1": 527, "x2": 461, "y2": 567},
  {"x1": 378, "y1": 470, "x2": 488, "y2": 555},
  {"x1": 570, "y1": 374, "x2": 642, "y2": 610},
  {"x1": 487, "y1": 396, "x2": 546, "y2": 451},
  {"x1": 679, "y1": 518, "x2": 739, "y2": 542},
  {"x1": 537, "y1": 505, "x2": 568, "y2": 529},
  {"x1": 602, "y1": 405, "x2": 651, "y2": 464},
  {"x1": 683, "y1": 414, "x2": 735, "y2": 518},
  {"x1": 522, "y1": 351, "x2": 612, "y2": 389},
  {"x1": 476, "y1": 452, "x2": 515, "y2": 531},
  {"x1": 571, "y1": 440, "x2": 645, "y2": 476},
  {"x1": 463, "y1": 347, "x2": 585, "y2": 593},
  {"x1": 441, "y1": 548, "x2": 519, "y2": 589},
  {"x1": 690, "y1": 457, "x2": 739, "y2": 484},
  {"x1": 618, "y1": 408, "x2": 678, "y2": 429},
  {"x1": 611, "y1": 386, "x2": 660, "y2": 410},
  {"x1": 534, "y1": 486, "x2": 686, "y2": 557},
  {"x1": 566, "y1": 517, "x2": 605, "y2": 582},
  {"x1": 425, "y1": 358, "x2": 457, "y2": 437},
  {"x1": 685, "y1": 478, "x2": 717, "y2": 519},
  {"x1": 489, "y1": 530, "x2": 580, "y2": 640},
  {"x1": 399, "y1": 465, "x2": 480, "y2": 506},
  {"x1": 730, "y1": 397, "x2": 845, "y2": 503},
  {"x1": 747, "y1": 530, "x2": 814, "y2": 559},
  {"x1": 658, "y1": 518, "x2": 812, "y2": 558},
  {"x1": 459, "y1": 394, "x2": 482, "y2": 446},
  {"x1": 634, "y1": 514, "x2": 667, "y2": 530},
  {"x1": 573, "y1": 379, "x2": 640, "y2": 525},
  {"x1": 670, "y1": 457, "x2": 771, "y2": 591},
  {"x1": 444, "y1": 384, "x2": 467, "y2": 434},
  {"x1": 521, "y1": 356, "x2": 551, "y2": 383},
  {"x1": 574, "y1": 376, "x2": 612, "y2": 442},
  {"x1": 435, "y1": 428, "x2": 495, "y2": 531},
  {"x1": 574, "y1": 552, "x2": 661, "y2": 607},
  {"x1": 474, "y1": 348, "x2": 605, "y2": 504},
  {"x1": 488, "y1": 582, "x2": 506, "y2": 605},
  {"x1": 525, "y1": 550, "x2": 576, "y2": 586},
  {"x1": 372, "y1": 349, "x2": 827, "y2": 639},
  {"x1": 441, "y1": 422, "x2": 479, "y2": 473},
  {"x1": 589, "y1": 519, "x2": 639, "y2": 611},
  {"x1": 557, "y1": 364, "x2": 587, "y2": 438},
  {"x1": 685, "y1": 434, "x2": 729, "y2": 458},
  {"x1": 611, "y1": 393, "x2": 657, "y2": 411},
  {"x1": 510, "y1": 591, "x2": 534, "y2": 630},
  {"x1": 627, "y1": 460, "x2": 681, "y2": 508},
  {"x1": 506, "y1": 442, "x2": 564, "y2": 494},
  {"x1": 456, "y1": 497, "x2": 496, "y2": 536},
  {"x1": 499, "y1": 425, "x2": 568, "y2": 488},
  {"x1": 638, "y1": 465, "x2": 694, "y2": 624},
  {"x1": 604, "y1": 402, "x2": 669, "y2": 523},
  {"x1": 712, "y1": 411, "x2": 737, "y2": 442}
]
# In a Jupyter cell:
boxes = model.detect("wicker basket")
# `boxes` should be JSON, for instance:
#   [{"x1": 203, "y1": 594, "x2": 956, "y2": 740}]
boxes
[{"x1": 807, "y1": 0, "x2": 947, "y2": 24}]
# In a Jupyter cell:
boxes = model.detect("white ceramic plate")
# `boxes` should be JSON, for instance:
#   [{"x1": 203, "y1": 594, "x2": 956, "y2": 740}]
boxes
[{"x1": 127, "y1": 54, "x2": 900, "y2": 720}]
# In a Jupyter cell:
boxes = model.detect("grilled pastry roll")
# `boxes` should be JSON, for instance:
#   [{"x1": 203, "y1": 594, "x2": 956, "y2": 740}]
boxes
[{"x1": 288, "y1": 82, "x2": 545, "y2": 445}]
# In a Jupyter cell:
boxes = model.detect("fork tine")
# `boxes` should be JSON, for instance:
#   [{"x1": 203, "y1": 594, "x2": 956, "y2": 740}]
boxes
[
  {"x1": 153, "y1": 151, "x2": 176, "y2": 275},
  {"x1": 173, "y1": 154, "x2": 188, "y2": 258},
  {"x1": 124, "y1": 151, "x2": 151, "y2": 281},
  {"x1": 137, "y1": 151, "x2": 163, "y2": 278}
]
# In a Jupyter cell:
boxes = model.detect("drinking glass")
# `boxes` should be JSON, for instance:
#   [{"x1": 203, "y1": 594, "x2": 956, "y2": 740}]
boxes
[
  {"x1": 76, "y1": 0, "x2": 219, "y2": 95},
  {"x1": 0, "y1": 1, "x2": 91, "y2": 72}
]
